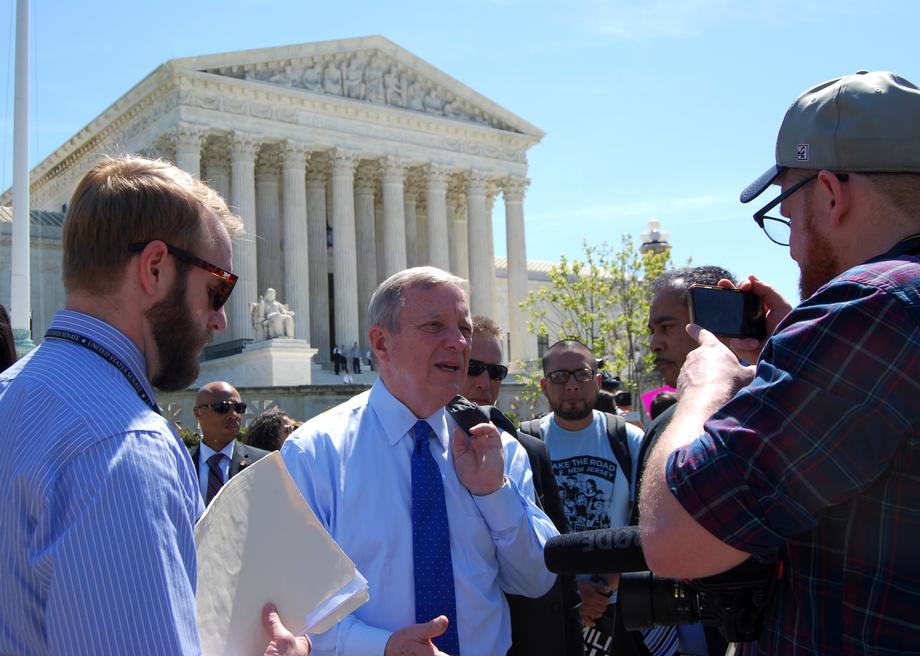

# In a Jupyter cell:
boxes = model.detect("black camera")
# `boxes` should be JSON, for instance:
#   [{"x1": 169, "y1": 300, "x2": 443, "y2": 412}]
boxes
[
  {"x1": 544, "y1": 527, "x2": 778, "y2": 644},
  {"x1": 619, "y1": 558, "x2": 778, "y2": 643}
]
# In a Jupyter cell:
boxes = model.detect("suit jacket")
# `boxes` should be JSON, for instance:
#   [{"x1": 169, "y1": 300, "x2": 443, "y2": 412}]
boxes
[
  {"x1": 447, "y1": 398, "x2": 583, "y2": 656},
  {"x1": 190, "y1": 441, "x2": 271, "y2": 497},
  {"x1": 506, "y1": 428, "x2": 584, "y2": 656}
]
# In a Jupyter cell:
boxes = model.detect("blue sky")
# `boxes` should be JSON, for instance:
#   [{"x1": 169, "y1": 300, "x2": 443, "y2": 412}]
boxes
[{"x1": 2, "y1": 0, "x2": 917, "y2": 303}]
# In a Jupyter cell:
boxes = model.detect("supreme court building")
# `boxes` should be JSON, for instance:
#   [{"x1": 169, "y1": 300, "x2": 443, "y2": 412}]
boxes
[{"x1": 1, "y1": 36, "x2": 542, "y2": 371}]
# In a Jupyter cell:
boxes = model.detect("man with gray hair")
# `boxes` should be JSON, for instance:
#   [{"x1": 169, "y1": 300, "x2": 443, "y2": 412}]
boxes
[{"x1": 283, "y1": 266, "x2": 558, "y2": 656}]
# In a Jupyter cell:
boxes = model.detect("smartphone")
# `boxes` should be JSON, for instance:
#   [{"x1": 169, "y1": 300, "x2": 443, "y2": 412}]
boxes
[{"x1": 687, "y1": 284, "x2": 767, "y2": 340}]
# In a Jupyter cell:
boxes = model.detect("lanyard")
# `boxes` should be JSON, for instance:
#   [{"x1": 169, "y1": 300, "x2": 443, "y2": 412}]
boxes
[{"x1": 45, "y1": 328, "x2": 161, "y2": 414}]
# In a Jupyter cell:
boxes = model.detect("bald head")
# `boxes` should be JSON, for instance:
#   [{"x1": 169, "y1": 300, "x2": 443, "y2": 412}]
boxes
[
  {"x1": 196, "y1": 381, "x2": 238, "y2": 405},
  {"x1": 194, "y1": 381, "x2": 244, "y2": 450}
]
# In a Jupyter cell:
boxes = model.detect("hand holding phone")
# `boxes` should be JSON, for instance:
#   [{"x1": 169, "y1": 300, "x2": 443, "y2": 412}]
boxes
[{"x1": 688, "y1": 284, "x2": 767, "y2": 340}]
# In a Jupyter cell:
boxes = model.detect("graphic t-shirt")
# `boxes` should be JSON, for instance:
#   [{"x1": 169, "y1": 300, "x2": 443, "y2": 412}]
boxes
[{"x1": 542, "y1": 411, "x2": 644, "y2": 534}]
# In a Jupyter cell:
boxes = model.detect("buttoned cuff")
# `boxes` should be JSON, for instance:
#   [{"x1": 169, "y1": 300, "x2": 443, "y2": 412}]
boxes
[
  {"x1": 471, "y1": 478, "x2": 525, "y2": 531},
  {"x1": 339, "y1": 622, "x2": 392, "y2": 656}
]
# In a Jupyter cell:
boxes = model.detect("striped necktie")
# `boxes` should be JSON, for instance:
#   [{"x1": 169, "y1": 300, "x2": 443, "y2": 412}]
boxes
[
  {"x1": 411, "y1": 421, "x2": 460, "y2": 655},
  {"x1": 206, "y1": 453, "x2": 226, "y2": 505}
]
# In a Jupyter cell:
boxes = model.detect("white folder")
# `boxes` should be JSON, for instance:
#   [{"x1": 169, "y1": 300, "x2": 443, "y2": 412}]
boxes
[{"x1": 195, "y1": 451, "x2": 368, "y2": 656}]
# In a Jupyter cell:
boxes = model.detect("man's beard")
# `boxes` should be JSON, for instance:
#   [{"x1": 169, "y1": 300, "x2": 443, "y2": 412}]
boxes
[
  {"x1": 798, "y1": 206, "x2": 841, "y2": 300},
  {"x1": 553, "y1": 398, "x2": 595, "y2": 421},
  {"x1": 146, "y1": 271, "x2": 210, "y2": 391}
]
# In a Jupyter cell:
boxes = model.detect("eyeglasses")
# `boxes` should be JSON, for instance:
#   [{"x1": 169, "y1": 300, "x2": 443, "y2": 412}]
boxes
[
  {"x1": 468, "y1": 358, "x2": 508, "y2": 381},
  {"x1": 196, "y1": 401, "x2": 247, "y2": 414},
  {"x1": 546, "y1": 368, "x2": 595, "y2": 384},
  {"x1": 753, "y1": 173, "x2": 848, "y2": 246},
  {"x1": 128, "y1": 241, "x2": 238, "y2": 310}
]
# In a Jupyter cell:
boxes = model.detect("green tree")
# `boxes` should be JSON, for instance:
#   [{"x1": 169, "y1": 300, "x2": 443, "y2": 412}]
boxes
[{"x1": 512, "y1": 236, "x2": 671, "y2": 417}]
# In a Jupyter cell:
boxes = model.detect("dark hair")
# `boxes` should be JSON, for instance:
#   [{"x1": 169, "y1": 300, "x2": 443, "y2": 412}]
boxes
[
  {"x1": 244, "y1": 407, "x2": 290, "y2": 451},
  {"x1": 614, "y1": 391, "x2": 632, "y2": 407},
  {"x1": 649, "y1": 392, "x2": 678, "y2": 420},
  {"x1": 652, "y1": 265, "x2": 736, "y2": 305},
  {"x1": 594, "y1": 390, "x2": 617, "y2": 413},
  {"x1": 0, "y1": 305, "x2": 16, "y2": 373},
  {"x1": 542, "y1": 339, "x2": 594, "y2": 375}
]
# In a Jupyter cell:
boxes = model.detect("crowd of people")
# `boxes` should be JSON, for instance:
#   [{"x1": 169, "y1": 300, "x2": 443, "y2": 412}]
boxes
[{"x1": 0, "y1": 70, "x2": 917, "y2": 656}]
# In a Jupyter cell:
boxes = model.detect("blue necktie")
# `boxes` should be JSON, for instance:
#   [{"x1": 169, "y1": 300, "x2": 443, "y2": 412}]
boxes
[{"x1": 411, "y1": 421, "x2": 460, "y2": 655}]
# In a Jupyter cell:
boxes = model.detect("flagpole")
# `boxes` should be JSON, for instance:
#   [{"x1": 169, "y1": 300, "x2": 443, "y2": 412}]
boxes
[{"x1": 10, "y1": 0, "x2": 34, "y2": 355}]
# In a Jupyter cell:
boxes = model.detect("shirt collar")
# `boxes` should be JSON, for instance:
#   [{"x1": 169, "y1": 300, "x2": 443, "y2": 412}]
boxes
[
  {"x1": 368, "y1": 378, "x2": 450, "y2": 449},
  {"x1": 48, "y1": 309, "x2": 158, "y2": 405},
  {"x1": 198, "y1": 439, "x2": 235, "y2": 462}
]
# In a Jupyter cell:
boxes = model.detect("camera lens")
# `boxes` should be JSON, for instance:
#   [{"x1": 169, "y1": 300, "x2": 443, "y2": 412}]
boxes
[{"x1": 619, "y1": 571, "x2": 702, "y2": 630}]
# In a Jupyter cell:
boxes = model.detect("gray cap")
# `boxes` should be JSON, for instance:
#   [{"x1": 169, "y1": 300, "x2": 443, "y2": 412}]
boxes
[{"x1": 740, "y1": 71, "x2": 920, "y2": 203}]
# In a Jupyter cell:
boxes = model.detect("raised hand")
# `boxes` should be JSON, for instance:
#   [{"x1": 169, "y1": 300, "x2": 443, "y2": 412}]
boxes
[
  {"x1": 679, "y1": 325, "x2": 756, "y2": 414},
  {"x1": 718, "y1": 275, "x2": 793, "y2": 364},
  {"x1": 451, "y1": 423, "x2": 504, "y2": 496}
]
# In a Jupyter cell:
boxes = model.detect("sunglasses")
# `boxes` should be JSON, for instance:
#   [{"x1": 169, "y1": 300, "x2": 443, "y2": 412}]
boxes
[
  {"x1": 196, "y1": 401, "x2": 247, "y2": 414},
  {"x1": 128, "y1": 241, "x2": 238, "y2": 311},
  {"x1": 467, "y1": 359, "x2": 508, "y2": 381},
  {"x1": 546, "y1": 368, "x2": 595, "y2": 384}
]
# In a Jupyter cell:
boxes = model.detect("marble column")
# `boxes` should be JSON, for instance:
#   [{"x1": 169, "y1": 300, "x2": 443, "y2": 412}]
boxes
[
  {"x1": 255, "y1": 146, "x2": 282, "y2": 299},
  {"x1": 203, "y1": 140, "x2": 230, "y2": 202},
  {"x1": 449, "y1": 185, "x2": 469, "y2": 280},
  {"x1": 466, "y1": 171, "x2": 493, "y2": 317},
  {"x1": 416, "y1": 201, "x2": 429, "y2": 266},
  {"x1": 404, "y1": 176, "x2": 420, "y2": 268},
  {"x1": 330, "y1": 149, "x2": 360, "y2": 350},
  {"x1": 175, "y1": 123, "x2": 206, "y2": 178},
  {"x1": 374, "y1": 186, "x2": 386, "y2": 283},
  {"x1": 381, "y1": 156, "x2": 409, "y2": 278},
  {"x1": 354, "y1": 161, "x2": 378, "y2": 350},
  {"x1": 306, "y1": 156, "x2": 331, "y2": 361},
  {"x1": 425, "y1": 164, "x2": 451, "y2": 271},
  {"x1": 228, "y1": 132, "x2": 260, "y2": 342},
  {"x1": 486, "y1": 181, "x2": 499, "y2": 309},
  {"x1": 281, "y1": 140, "x2": 310, "y2": 342},
  {"x1": 504, "y1": 177, "x2": 530, "y2": 365}
]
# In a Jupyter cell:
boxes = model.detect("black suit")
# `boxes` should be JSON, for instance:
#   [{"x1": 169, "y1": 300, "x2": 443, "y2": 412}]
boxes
[
  {"x1": 446, "y1": 397, "x2": 584, "y2": 656},
  {"x1": 190, "y1": 441, "x2": 270, "y2": 501},
  {"x1": 506, "y1": 428, "x2": 585, "y2": 656}
]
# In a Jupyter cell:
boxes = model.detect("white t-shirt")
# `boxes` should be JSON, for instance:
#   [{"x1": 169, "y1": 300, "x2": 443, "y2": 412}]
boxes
[{"x1": 542, "y1": 410, "x2": 644, "y2": 533}]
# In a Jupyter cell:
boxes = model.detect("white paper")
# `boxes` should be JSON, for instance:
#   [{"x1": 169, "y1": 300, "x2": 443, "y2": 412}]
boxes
[{"x1": 195, "y1": 451, "x2": 368, "y2": 656}]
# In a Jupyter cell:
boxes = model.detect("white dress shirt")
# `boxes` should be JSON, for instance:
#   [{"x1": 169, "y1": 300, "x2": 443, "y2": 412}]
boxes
[{"x1": 281, "y1": 379, "x2": 559, "y2": 656}]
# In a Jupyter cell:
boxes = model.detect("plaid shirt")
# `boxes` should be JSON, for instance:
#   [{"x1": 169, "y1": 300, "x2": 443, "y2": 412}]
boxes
[{"x1": 667, "y1": 247, "x2": 919, "y2": 655}]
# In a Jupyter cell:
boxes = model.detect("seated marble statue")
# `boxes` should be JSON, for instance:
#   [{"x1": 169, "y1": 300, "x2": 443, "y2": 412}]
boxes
[{"x1": 250, "y1": 288, "x2": 295, "y2": 340}]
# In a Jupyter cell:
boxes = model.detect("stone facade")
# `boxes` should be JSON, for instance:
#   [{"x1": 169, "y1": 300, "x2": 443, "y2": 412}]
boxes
[{"x1": 1, "y1": 36, "x2": 542, "y2": 364}]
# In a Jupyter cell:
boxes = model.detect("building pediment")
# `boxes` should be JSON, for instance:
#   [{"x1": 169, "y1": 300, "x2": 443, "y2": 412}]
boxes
[{"x1": 170, "y1": 36, "x2": 542, "y2": 137}]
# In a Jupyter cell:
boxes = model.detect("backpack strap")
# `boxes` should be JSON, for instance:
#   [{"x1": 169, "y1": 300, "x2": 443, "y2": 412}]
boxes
[
  {"x1": 518, "y1": 418, "x2": 544, "y2": 440},
  {"x1": 603, "y1": 411, "x2": 632, "y2": 488}
]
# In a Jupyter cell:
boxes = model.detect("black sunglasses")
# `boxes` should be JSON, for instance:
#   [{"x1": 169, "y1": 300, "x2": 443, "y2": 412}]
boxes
[
  {"x1": 196, "y1": 401, "x2": 247, "y2": 414},
  {"x1": 546, "y1": 368, "x2": 595, "y2": 384},
  {"x1": 753, "y1": 173, "x2": 849, "y2": 246},
  {"x1": 128, "y1": 241, "x2": 238, "y2": 310},
  {"x1": 467, "y1": 358, "x2": 508, "y2": 381}
]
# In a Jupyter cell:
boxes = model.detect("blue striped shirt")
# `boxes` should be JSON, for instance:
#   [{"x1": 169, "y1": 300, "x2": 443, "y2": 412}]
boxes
[{"x1": 0, "y1": 310, "x2": 204, "y2": 655}]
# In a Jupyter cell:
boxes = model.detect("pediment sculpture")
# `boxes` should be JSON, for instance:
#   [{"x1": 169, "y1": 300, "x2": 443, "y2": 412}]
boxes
[
  {"x1": 250, "y1": 288, "x2": 295, "y2": 340},
  {"x1": 242, "y1": 52, "x2": 502, "y2": 129}
]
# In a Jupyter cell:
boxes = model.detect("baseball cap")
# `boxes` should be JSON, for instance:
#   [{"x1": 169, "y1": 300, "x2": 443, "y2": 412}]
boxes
[{"x1": 740, "y1": 71, "x2": 920, "y2": 203}]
